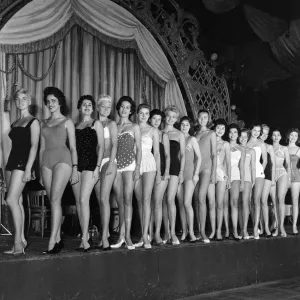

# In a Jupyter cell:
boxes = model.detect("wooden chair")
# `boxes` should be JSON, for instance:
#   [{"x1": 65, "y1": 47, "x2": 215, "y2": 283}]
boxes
[{"x1": 27, "y1": 190, "x2": 51, "y2": 238}]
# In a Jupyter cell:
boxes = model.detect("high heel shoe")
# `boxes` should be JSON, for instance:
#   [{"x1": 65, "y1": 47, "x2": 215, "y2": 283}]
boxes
[
  {"x1": 133, "y1": 240, "x2": 144, "y2": 248},
  {"x1": 125, "y1": 242, "x2": 135, "y2": 250},
  {"x1": 43, "y1": 243, "x2": 59, "y2": 255},
  {"x1": 111, "y1": 238, "x2": 125, "y2": 249},
  {"x1": 102, "y1": 246, "x2": 111, "y2": 251},
  {"x1": 144, "y1": 243, "x2": 152, "y2": 249},
  {"x1": 4, "y1": 243, "x2": 25, "y2": 255},
  {"x1": 56, "y1": 240, "x2": 64, "y2": 252},
  {"x1": 171, "y1": 236, "x2": 180, "y2": 245}
]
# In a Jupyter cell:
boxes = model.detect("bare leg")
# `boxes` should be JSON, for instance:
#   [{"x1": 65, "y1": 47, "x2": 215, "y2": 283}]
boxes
[
  {"x1": 193, "y1": 182, "x2": 200, "y2": 238},
  {"x1": 134, "y1": 176, "x2": 143, "y2": 239},
  {"x1": 291, "y1": 182, "x2": 300, "y2": 234},
  {"x1": 152, "y1": 179, "x2": 168, "y2": 243},
  {"x1": 277, "y1": 174, "x2": 289, "y2": 236},
  {"x1": 241, "y1": 182, "x2": 252, "y2": 238},
  {"x1": 162, "y1": 195, "x2": 169, "y2": 241},
  {"x1": 230, "y1": 180, "x2": 241, "y2": 238},
  {"x1": 215, "y1": 181, "x2": 226, "y2": 239},
  {"x1": 177, "y1": 183, "x2": 188, "y2": 240},
  {"x1": 270, "y1": 185, "x2": 278, "y2": 236},
  {"x1": 198, "y1": 170, "x2": 211, "y2": 240},
  {"x1": 261, "y1": 180, "x2": 272, "y2": 235},
  {"x1": 207, "y1": 183, "x2": 216, "y2": 239},
  {"x1": 72, "y1": 172, "x2": 83, "y2": 247},
  {"x1": 166, "y1": 175, "x2": 179, "y2": 243},
  {"x1": 253, "y1": 178, "x2": 265, "y2": 238},
  {"x1": 223, "y1": 190, "x2": 229, "y2": 237}
]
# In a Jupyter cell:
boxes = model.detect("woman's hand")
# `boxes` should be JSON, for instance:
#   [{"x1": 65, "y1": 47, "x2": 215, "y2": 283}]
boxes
[
  {"x1": 192, "y1": 174, "x2": 199, "y2": 186},
  {"x1": 93, "y1": 167, "x2": 100, "y2": 182},
  {"x1": 22, "y1": 168, "x2": 32, "y2": 183},
  {"x1": 271, "y1": 180, "x2": 276, "y2": 187},
  {"x1": 70, "y1": 168, "x2": 79, "y2": 185},
  {"x1": 240, "y1": 180, "x2": 245, "y2": 192},
  {"x1": 105, "y1": 162, "x2": 113, "y2": 178},
  {"x1": 155, "y1": 173, "x2": 162, "y2": 186},
  {"x1": 288, "y1": 178, "x2": 292, "y2": 188},
  {"x1": 226, "y1": 178, "x2": 231, "y2": 190},
  {"x1": 210, "y1": 173, "x2": 216, "y2": 185},
  {"x1": 179, "y1": 171, "x2": 184, "y2": 185},
  {"x1": 162, "y1": 173, "x2": 170, "y2": 181},
  {"x1": 133, "y1": 166, "x2": 140, "y2": 182}
]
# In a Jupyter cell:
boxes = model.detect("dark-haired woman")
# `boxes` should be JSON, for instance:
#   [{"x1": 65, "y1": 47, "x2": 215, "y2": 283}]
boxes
[
  {"x1": 177, "y1": 117, "x2": 201, "y2": 242},
  {"x1": 72, "y1": 95, "x2": 104, "y2": 251},
  {"x1": 112, "y1": 96, "x2": 141, "y2": 250},
  {"x1": 228, "y1": 124, "x2": 245, "y2": 240},
  {"x1": 210, "y1": 119, "x2": 231, "y2": 241},
  {"x1": 259, "y1": 124, "x2": 275, "y2": 237},
  {"x1": 149, "y1": 109, "x2": 170, "y2": 245},
  {"x1": 239, "y1": 129, "x2": 256, "y2": 239},
  {"x1": 40, "y1": 87, "x2": 79, "y2": 254},
  {"x1": 287, "y1": 128, "x2": 300, "y2": 235},
  {"x1": 195, "y1": 109, "x2": 217, "y2": 243},
  {"x1": 94, "y1": 94, "x2": 118, "y2": 250},
  {"x1": 162, "y1": 105, "x2": 185, "y2": 245},
  {"x1": 271, "y1": 129, "x2": 291, "y2": 237},
  {"x1": 247, "y1": 123, "x2": 267, "y2": 239},
  {"x1": 4, "y1": 88, "x2": 40, "y2": 255},
  {"x1": 134, "y1": 104, "x2": 160, "y2": 249}
]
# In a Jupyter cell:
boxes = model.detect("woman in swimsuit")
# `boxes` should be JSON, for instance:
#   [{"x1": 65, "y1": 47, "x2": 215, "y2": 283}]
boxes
[
  {"x1": 239, "y1": 129, "x2": 256, "y2": 239},
  {"x1": 134, "y1": 104, "x2": 161, "y2": 249},
  {"x1": 177, "y1": 117, "x2": 201, "y2": 242},
  {"x1": 149, "y1": 109, "x2": 170, "y2": 245},
  {"x1": 4, "y1": 88, "x2": 40, "y2": 255},
  {"x1": 209, "y1": 119, "x2": 231, "y2": 241},
  {"x1": 112, "y1": 96, "x2": 141, "y2": 250},
  {"x1": 287, "y1": 128, "x2": 300, "y2": 235},
  {"x1": 271, "y1": 128, "x2": 291, "y2": 237},
  {"x1": 247, "y1": 123, "x2": 267, "y2": 239},
  {"x1": 162, "y1": 105, "x2": 185, "y2": 245},
  {"x1": 94, "y1": 94, "x2": 118, "y2": 250},
  {"x1": 227, "y1": 124, "x2": 245, "y2": 240},
  {"x1": 194, "y1": 109, "x2": 217, "y2": 243},
  {"x1": 259, "y1": 124, "x2": 275, "y2": 237},
  {"x1": 72, "y1": 95, "x2": 104, "y2": 251},
  {"x1": 40, "y1": 87, "x2": 79, "y2": 254}
]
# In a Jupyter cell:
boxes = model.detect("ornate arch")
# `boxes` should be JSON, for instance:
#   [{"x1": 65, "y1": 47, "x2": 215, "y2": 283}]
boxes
[{"x1": 0, "y1": 0, "x2": 230, "y2": 121}]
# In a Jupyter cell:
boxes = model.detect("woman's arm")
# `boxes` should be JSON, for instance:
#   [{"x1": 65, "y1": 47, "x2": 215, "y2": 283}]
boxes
[
  {"x1": 133, "y1": 124, "x2": 142, "y2": 181},
  {"x1": 39, "y1": 122, "x2": 46, "y2": 185},
  {"x1": 152, "y1": 128, "x2": 161, "y2": 184},
  {"x1": 66, "y1": 119, "x2": 79, "y2": 184},
  {"x1": 268, "y1": 145, "x2": 275, "y2": 185},
  {"x1": 23, "y1": 119, "x2": 40, "y2": 182},
  {"x1": 178, "y1": 131, "x2": 186, "y2": 185},
  {"x1": 284, "y1": 146, "x2": 292, "y2": 185},
  {"x1": 94, "y1": 120, "x2": 104, "y2": 179},
  {"x1": 210, "y1": 131, "x2": 217, "y2": 184},
  {"x1": 104, "y1": 120, "x2": 118, "y2": 176},
  {"x1": 224, "y1": 142, "x2": 231, "y2": 189},
  {"x1": 239, "y1": 145, "x2": 245, "y2": 191},
  {"x1": 261, "y1": 142, "x2": 267, "y2": 170},
  {"x1": 250, "y1": 149, "x2": 256, "y2": 187},
  {"x1": 162, "y1": 132, "x2": 170, "y2": 180},
  {"x1": 191, "y1": 136, "x2": 201, "y2": 185}
]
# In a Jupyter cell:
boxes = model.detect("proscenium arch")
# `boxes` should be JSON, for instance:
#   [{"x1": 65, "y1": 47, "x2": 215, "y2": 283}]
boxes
[{"x1": 0, "y1": 0, "x2": 230, "y2": 121}]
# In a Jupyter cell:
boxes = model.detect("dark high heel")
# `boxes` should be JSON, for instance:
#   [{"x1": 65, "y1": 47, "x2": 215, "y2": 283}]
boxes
[
  {"x1": 43, "y1": 243, "x2": 59, "y2": 255},
  {"x1": 56, "y1": 240, "x2": 64, "y2": 252},
  {"x1": 102, "y1": 246, "x2": 111, "y2": 251},
  {"x1": 84, "y1": 246, "x2": 91, "y2": 252}
]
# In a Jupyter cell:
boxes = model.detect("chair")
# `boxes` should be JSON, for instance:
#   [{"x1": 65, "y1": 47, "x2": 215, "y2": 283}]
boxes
[{"x1": 27, "y1": 190, "x2": 51, "y2": 238}]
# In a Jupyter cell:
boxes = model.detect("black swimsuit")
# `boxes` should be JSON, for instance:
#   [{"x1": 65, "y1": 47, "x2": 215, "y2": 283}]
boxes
[
  {"x1": 6, "y1": 118, "x2": 36, "y2": 171},
  {"x1": 76, "y1": 121, "x2": 98, "y2": 172},
  {"x1": 169, "y1": 140, "x2": 180, "y2": 176},
  {"x1": 263, "y1": 152, "x2": 272, "y2": 181}
]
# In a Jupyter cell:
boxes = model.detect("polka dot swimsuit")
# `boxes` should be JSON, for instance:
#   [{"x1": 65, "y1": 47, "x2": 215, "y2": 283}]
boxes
[
  {"x1": 76, "y1": 120, "x2": 98, "y2": 172},
  {"x1": 116, "y1": 132, "x2": 135, "y2": 169}
]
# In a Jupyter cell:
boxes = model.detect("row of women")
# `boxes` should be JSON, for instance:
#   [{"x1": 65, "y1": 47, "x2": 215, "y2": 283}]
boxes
[{"x1": 4, "y1": 87, "x2": 300, "y2": 255}]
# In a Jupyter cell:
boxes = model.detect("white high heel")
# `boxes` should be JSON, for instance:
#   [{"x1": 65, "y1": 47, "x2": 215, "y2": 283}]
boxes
[
  {"x1": 110, "y1": 238, "x2": 125, "y2": 249},
  {"x1": 133, "y1": 240, "x2": 144, "y2": 248},
  {"x1": 125, "y1": 242, "x2": 135, "y2": 250}
]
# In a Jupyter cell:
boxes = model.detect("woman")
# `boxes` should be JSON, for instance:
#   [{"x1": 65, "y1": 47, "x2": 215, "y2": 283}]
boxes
[
  {"x1": 94, "y1": 94, "x2": 118, "y2": 250},
  {"x1": 177, "y1": 116, "x2": 201, "y2": 242},
  {"x1": 134, "y1": 104, "x2": 161, "y2": 249},
  {"x1": 112, "y1": 96, "x2": 141, "y2": 250},
  {"x1": 227, "y1": 124, "x2": 245, "y2": 240},
  {"x1": 72, "y1": 95, "x2": 104, "y2": 251},
  {"x1": 239, "y1": 129, "x2": 256, "y2": 239},
  {"x1": 247, "y1": 123, "x2": 267, "y2": 239},
  {"x1": 209, "y1": 119, "x2": 231, "y2": 241},
  {"x1": 259, "y1": 124, "x2": 275, "y2": 237},
  {"x1": 4, "y1": 88, "x2": 40, "y2": 255},
  {"x1": 40, "y1": 87, "x2": 79, "y2": 254},
  {"x1": 287, "y1": 128, "x2": 300, "y2": 235},
  {"x1": 149, "y1": 109, "x2": 170, "y2": 245},
  {"x1": 162, "y1": 105, "x2": 185, "y2": 245},
  {"x1": 195, "y1": 109, "x2": 217, "y2": 243},
  {"x1": 271, "y1": 128, "x2": 291, "y2": 237}
]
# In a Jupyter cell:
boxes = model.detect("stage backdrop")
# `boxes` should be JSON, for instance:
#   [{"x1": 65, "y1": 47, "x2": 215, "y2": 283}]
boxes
[{"x1": 0, "y1": 0, "x2": 187, "y2": 170}]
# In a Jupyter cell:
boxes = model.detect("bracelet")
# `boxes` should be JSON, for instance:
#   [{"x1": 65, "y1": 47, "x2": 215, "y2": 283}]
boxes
[
  {"x1": 136, "y1": 163, "x2": 140, "y2": 166},
  {"x1": 72, "y1": 164, "x2": 78, "y2": 168},
  {"x1": 96, "y1": 165, "x2": 101, "y2": 168},
  {"x1": 109, "y1": 160, "x2": 115, "y2": 164}
]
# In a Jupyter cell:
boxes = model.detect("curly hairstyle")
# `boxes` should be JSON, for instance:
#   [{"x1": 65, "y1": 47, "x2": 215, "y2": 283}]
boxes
[
  {"x1": 77, "y1": 95, "x2": 95, "y2": 110},
  {"x1": 116, "y1": 96, "x2": 136, "y2": 119},
  {"x1": 150, "y1": 109, "x2": 165, "y2": 121},
  {"x1": 249, "y1": 121, "x2": 262, "y2": 136},
  {"x1": 43, "y1": 87, "x2": 66, "y2": 112},
  {"x1": 164, "y1": 105, "x2": 180, "y2": 119},
  {"x1": 179, "y1": 116, "x2": 193, "y2": 127},
  {"x1": 213, "y1": 118, "x2": 228, "y2": 131},
  {"x1": 137, "y1": 103, "x2": 150, "y2": 114},
  {"x1": 228, "y1": 123, "x2": 241, "y2": 137},
  {"x1": 286, "y1": 128, "x2": 300, "y2": 144},
  {"x1": 14, "y1": 88, "x2": 31, "y2": 102}
]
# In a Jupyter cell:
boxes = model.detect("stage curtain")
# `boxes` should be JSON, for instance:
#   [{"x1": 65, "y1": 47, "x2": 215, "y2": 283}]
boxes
[
  {"x1": 202, "y1": 0, "x2": 239, "y2": 14},
  {"x1": 243, "y1": 5, "x2": 288, "y2": 42},
  {"x1": 0, "y1": 0, "x2": 186, "y2": 115}
]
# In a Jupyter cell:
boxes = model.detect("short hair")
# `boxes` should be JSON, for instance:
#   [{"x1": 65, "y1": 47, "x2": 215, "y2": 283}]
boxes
[
  {"x1": 271, "y1": 127, "x2": 282, "y2": 136},
  {"x1": 262, "y1": 124, "x2": 270, "y2": 132},
  {"x1": 77, "y1": 95, "x2": 95, "y2": 110},
  {"x1": 213, "y1": 118, "x2": 227, "y2": 131},
  {"x1": 250, "y1": 122, "x2": 262, "y2": 132},
  {"x1": 164, "y1": 105, "x2": 180, "y2": 118},
  {"x1": 179, "y1": 116, "x2": 193, "y2": 127},
  {"x1": 197, "y1": 108, "x2": 212, "y2": 126},
  {"x1": 97, "y1": 94, "x2": 112, "y2": 106},
  {"x1": 228, "y1": 123, "x2": 241, "y2": 136},
  {"x1": 286, "y1": 128, "x2": 300, "y2": 144},
  {"x1": 150, "y1": 109, "x2": 165, "y2": 121},
  {"x1": 43, "y1": 87, "x2": 66, "y2": 109},
  {"x1": 240, "y1": 128, "x2": 251, "y2": 139},
  {"x1": 116, "y1": 96, "x2": 136, "y2": 119},
  {"x1": 14, "y1": 88, "x2": 31, "y2": 102},
  {"x1": 137, "y1": 103, "x2": 150, "y2": 114}
]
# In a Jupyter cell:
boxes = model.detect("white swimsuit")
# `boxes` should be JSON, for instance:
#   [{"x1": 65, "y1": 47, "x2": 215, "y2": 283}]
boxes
[
  {"x1": 253, "y1": 146, "x2": 265, "y2": 178},
  {"x1": 140, "y1": 128, "x2": 156, "y2": 175},
  {"x1": 230, "y1": 145, "x2": 241, "y2": 182}
]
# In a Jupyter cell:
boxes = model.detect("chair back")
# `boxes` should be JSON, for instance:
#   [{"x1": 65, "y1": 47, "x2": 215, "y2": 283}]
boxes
[{"x1": 27, "y1": 190, "x2": 48, "y2": 209}]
